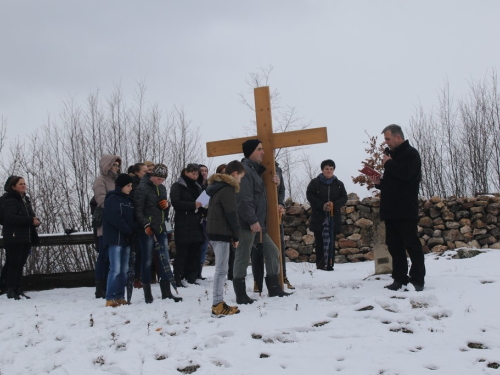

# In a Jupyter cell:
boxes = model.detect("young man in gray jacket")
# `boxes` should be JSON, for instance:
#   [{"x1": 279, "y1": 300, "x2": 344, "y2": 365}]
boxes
[{"x1": 233, "y1": 139, "x2": 291, "y2": 304}]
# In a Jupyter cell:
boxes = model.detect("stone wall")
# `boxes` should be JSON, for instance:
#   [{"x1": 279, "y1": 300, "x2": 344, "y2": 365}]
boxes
[
  {"x1": 281, "y1": 193, "x2": 500, "y2": 264},
  {"x1": 199, "y1": 193, "x2": 500, "y2": 266}
]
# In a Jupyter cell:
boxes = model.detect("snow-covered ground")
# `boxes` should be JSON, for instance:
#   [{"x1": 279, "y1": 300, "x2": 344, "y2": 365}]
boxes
[{"x1": 1, "y1": 250, "x2": 499, "y2": 375}]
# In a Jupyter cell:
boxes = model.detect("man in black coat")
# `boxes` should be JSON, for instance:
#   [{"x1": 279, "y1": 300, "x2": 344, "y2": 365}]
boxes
[{"x1": 370, "y1": 124, "x2": 425, "y2": 291}]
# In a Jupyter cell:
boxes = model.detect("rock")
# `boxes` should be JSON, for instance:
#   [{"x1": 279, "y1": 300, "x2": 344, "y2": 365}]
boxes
[
  {"x1": 478, "y1": 236, "x2": 496, "y2": 246},
  {"x1": 285, "y1": 248, "x2": 299, "y2": 260},
  {"x1": 456, "y1": 210, "x2": 470, "y2": 220},
  {"x1": 460, "y1": 202, "x2": 474, "y2": 210},
  {"x1": 355, "y1": 218, "x2": 373, "y2": 228},
  {"x1": 468, "y1": 240, "x2": 480, "y2": 249},
  {"x1": 486, "y1": 214, "x2": 498, "y2": 224},
  {"x1": 463, "y1": 232, "x2": 474, "y2": 242},
  {"x1": 470, "y1": 206, "x2": 485, "y2": 214},
  {"x1": 473, "y1": 228, "x2": 487, "y2": 236},
  {"x1": 364, "y1": 252, "x2": 375, "y2": 261},
  {"x1": 472, "y1": 219, "x2": 487, "y2": 229},
  {"x1": 487, "y1": 203, "x2": 500, "y2": 215},
  {"x1": 490, "y1": 242, "x2": 500, "y2": 249},
  {"x1": 298, "y1": 245, "x2": 314, "y2": 255},
  {"x1": 339, "y1": 248, "x2": 360, "y2": 255},
  {"x1": 418, "y1": 217, "x2": 433, "y2": 227},
  {"x1": 302, "y1": 202, "x2": 311, "y2": 211},
  {"x1": 291, "y1": 231, "x2": 303, "y2": 241},
  {"x1": 433, "y1": 217, "x2": 444, "y2": 225},
  {"x1": 335, "y1": 255, "x2": 347, "y2": 264},
  {"x1": 459, "y1": 218, "x2": 471, "y2": 226},
  {"x1": 347, "y1": 233, "x2": 362, "y2": 241},
  {"x1": 285, "y1": 240, "x2": 301, "y2": 250},
  {"x1": 356, "y1": 205, "x2": 371, "y2": 213},
  {"x1": 422, "y1": 245, "x2": 431, "y2": 254},
  {"x1": 432, "y1": 245, "x2": 447, "y2": 253},
  {"x1": 342, "y1": 225, "x2": 358, "y2": 236},
  {"x1": 443, "y1": 229, "x2": 464, "y2": 242},
  {"x1": 429, "y1": 207, "x2": 441, "y2": 218},
  {"x1": 455, "y1": 241, "x2": 468, "y2": 248},
  {"x1": 348, "y1": 211, "x2": 361, "y2": 222},
  {"x1": 361, "y1": 197, "x2": 373, "y2": 207},
  {"x1": 430, "y1": 196, "x2": 442, "y2": 203},
  {"x1": 432, "y1": 229, "x2": 442, "y2": 237},
  {"x1": 460, "y1": 225, "x2": 472, "y2": 234},
  {"x1": 339, "y1": 239, "x2": 358, "y2": 248},
  {"x1": 302, "y1": 234, "x2": 315, "y2": 245},
  {"x1": 423, "y1": 228, "x2": 434, "y2": 236},
  {"x1": 347, "y1": 254, "x2": 364, "y2": 262},
  {"x1": 283, "y1": 217, "x2": 302, "y2": 228},
  {"x1": 427, "y1": 237, "x2": 445, "y2": 248},
  {"x1": 445, "y1": 221, "x2": 461, "y2": 229},
  {"x1": 489, "y1": 227, "x2": 500, "y2": 238},
  {"x1": 442, "y1": 211, "x2": 455, "y2": 221},
  {"x1": 345, "y1": 199, "x2": 360, "y2": 206},
  {"x1": 474, "y1": 200, "x2": 489, "y2": 206},
  {"x1": 446, "y1": 241, "x2": 456, "y2": 250},
  {"x1": 345, "y1": 206, "x2": 355, "y2": 214}
]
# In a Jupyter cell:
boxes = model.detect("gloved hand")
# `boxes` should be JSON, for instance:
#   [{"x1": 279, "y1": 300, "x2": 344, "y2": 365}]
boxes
[
  {"x1": 158, "y1": 199, "x2": 168, "y2": 210},
  {"x1": 145, "y1": 224, "x2": 153, "y2": 236}
]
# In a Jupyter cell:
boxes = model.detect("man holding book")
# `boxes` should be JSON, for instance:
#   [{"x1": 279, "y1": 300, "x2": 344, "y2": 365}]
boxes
[{"x1": 369, "y1": 124, "x2": 425, "y2": 291}]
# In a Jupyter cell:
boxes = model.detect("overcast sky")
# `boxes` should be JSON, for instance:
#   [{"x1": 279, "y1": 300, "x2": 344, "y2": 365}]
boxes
[{"x1": 1, "y1": 1, "x2": 499, "y2": 197}]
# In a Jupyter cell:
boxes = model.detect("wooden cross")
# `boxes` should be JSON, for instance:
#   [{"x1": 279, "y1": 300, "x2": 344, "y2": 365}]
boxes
[{"x1": 206, "y1": 86, "x2": 328, "y2": 286}]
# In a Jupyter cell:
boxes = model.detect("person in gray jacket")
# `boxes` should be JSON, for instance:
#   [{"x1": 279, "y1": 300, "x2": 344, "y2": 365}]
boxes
[{"x1": 233, "y1": 139, "x2": 291, "y2": 304}]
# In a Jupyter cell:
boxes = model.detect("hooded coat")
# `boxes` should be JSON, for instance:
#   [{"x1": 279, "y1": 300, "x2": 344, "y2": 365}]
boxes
[
  {"x1": 93, "y1": 154, "x2": 122, "y2": 236},
  {"x1": 206, "y1": 173, "x2": 241, "y2": 242},
  {"x1": 102, "y1": 187, "x2": 134, "y2": 248},
  {"x1": 170, "y1": 176, "x2": 204, "y2": 244}
]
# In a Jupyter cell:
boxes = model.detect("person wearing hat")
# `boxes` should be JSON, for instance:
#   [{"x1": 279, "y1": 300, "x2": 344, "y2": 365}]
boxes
[
  {"x1": 135, "y1": 163, "x2": 182, "y2": 304},
  {"x1": 102, "y1": 174, "x2": 135, "y2": 307},
  {"x1": 170, "y1": 163, "x2": 206, "y2": 286},
  {"x1": 233, "y1": 139, "x2": 291, "y2": 304}
]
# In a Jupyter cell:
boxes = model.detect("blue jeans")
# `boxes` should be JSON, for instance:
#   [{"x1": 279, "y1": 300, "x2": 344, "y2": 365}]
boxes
[
  {"x1": 200, "y1": 238, "x2": 209, "y2": 265},
  {"x1": 139, "y1": 232, "x2": 171, "y2": 284},
  {"x1": 106, "y1": 245, "x2": 130, "y2": 300},
  {"x1": 95, "y1": 237, "x2": 110, "y2": 282}
]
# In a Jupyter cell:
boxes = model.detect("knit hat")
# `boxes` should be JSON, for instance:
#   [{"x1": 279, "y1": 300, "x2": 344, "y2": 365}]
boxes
[
  {"x1": 242, "y1": 139, "x2": 262, "y2": 158},
  {"x1": 115, "y1": 173, "x2": 134, "y2": 188},
  {"x1": 151, "y1": 163, "x2": 169, "y2": 179}
]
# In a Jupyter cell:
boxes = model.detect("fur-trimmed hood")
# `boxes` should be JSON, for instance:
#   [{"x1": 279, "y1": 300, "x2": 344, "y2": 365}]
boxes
[{"x1": 206, "y1": 173, "x2": 240, "y2": 197}]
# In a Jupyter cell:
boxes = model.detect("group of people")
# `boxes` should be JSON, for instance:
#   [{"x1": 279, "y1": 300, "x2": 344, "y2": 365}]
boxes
[{"x1": 0, "y1": 123, "x2": 426, "y2": 313}]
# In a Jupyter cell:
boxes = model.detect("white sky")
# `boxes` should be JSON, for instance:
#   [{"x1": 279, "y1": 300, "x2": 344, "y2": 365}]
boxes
[
  {"x1": 1, "y1": 250, "x2": 499, "y2": 374},
  {"x1": 1, "y1": 1, "x2": 499, "y2": 197}
]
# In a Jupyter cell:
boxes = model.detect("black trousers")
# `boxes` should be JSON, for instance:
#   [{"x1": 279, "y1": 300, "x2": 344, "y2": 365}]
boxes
[
  {"x1": 5, "y1": 243, "x2": 31, "y2": 289},
  {"x1": 174, "y1": 241, "x2": 201, "y2": 283},
  {"x1": 385, "y1": 218, "x2": 426, "y2": 285}
]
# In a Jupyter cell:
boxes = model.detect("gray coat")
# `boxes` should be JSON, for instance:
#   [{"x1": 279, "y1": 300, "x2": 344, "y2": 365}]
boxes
[{"x1": 237, "y1": 158, "x2": 268, "y2": 231}]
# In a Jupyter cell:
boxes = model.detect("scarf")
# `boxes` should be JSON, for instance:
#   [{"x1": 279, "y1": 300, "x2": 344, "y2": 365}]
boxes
[{"x1": 318, "y1": 173, "x2": 337, "y2": 185}]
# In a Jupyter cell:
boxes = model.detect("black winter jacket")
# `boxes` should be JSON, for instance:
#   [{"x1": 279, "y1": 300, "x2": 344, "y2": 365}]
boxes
[
  {"x1": 134, "y1": 178, "x2": 169, "y2": 234},
  {"x1": 206, "y1": 174, "x2": 241, "y2": 242},
  {"x1": 170, "y1": 176, "x2": 204, "y2": 244},
  {"x1": 237, "y1": 158, "x2": 268, "y2": 231},
  {"x1": 1, "y1": 192, "x2": 39, "y2": 246},
  {"x1": 378, "y1": 140, "x2": 421, "y2": 220},
  {"x1": 306, "y1": 175, "x2": 348, "y2": 232},
  {"x1": 102, "y1": 187, "x2": 134, "y2": 248}
]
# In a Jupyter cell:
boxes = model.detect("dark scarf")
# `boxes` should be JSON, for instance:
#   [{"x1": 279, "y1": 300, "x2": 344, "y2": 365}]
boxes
[{"x1": 318, "y1": 173, "x2": 337, "y2": 185}]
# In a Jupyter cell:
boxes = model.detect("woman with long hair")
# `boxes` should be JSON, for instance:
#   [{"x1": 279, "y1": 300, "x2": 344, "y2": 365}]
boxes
[{"x1": 1, "y1": 176, "x2": 40, "y2": 300}]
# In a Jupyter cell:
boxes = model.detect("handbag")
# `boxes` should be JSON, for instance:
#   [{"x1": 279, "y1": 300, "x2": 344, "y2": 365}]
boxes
[{"x1": 91, "y1": 206, "x2": 103, "y2": 228}]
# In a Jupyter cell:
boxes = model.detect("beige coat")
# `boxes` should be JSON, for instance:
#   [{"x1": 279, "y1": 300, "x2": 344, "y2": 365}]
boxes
[{"x1": 93, "y1": 154, "x2": 121, "y2": 236}]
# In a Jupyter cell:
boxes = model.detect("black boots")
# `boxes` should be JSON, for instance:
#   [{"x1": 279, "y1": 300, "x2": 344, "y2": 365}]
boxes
[
  {"x1": 16, "y1": 287, "x2": 30, "y2": 299},
  {"x1": 265, "y1": 275, "x2": 292, "y2": 298},
  {"x1": 7, "y1": 288, "x2": 20, "y2": 300},
  {"x1": 384, "y1": 281, "x2": 406, "y2": 291},
  {"x1": 95, "y1": 281, "x2": 106, "y2": 299},
  {"x1": 160, "y1": 280, "x2": 183, "y2": 302},
  {"x1": 232, "y1": 278, "x2": 256, "y2": 304},
  {"x1": 143, "y1": 283, "x2": 154, "y2": 304}
]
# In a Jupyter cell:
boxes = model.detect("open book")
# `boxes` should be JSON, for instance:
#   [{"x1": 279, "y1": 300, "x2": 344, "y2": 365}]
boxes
[{"x1": 359, "y1": 164, "x2": 381, "y2": 178}]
